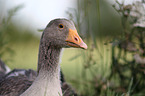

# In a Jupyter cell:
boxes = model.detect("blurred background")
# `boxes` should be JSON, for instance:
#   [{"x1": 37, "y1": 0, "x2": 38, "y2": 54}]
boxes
[{"x1": 0, "y1": 0, "x2": 145, "y2": 96}]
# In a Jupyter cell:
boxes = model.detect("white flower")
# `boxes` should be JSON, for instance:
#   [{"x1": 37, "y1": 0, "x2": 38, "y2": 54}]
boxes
[{"x1": 130, "y1": 1, "x2": 145, "y2": 27}]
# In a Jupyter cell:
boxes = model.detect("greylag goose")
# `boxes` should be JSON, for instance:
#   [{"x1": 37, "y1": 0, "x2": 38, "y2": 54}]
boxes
[
  {"x1": 0, "y1": 68, "x2": 77, "y2": 96},
  {"x1": 0, "y1": 18, "x2": 87, "y2": 96},
  {"x1": 0, "y1": 58, "x2": 77, "y2": 96}
]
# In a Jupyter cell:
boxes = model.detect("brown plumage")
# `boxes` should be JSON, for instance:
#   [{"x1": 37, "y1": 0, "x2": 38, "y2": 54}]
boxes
[
  {"x1": 0, "y1": 69, "x2": 77, "y2": 96},
  {"x1": 0, "y1": 18, "x2": 87, "y2": 96}
]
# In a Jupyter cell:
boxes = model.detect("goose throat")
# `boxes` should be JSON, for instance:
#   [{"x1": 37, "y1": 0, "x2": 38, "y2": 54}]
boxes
[
  {"x1": 37, "y1": 41, "x2": 62, "y2": 75},
  {"x1": 21, "y1": 41, "x2": 63, "y2": 96}
]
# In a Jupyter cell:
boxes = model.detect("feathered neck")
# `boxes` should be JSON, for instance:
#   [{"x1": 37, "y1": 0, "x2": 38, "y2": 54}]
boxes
[
  {"x1": 21, "y1": 36, "x2": 62, "y2": 96},
  {"x1": 37, "y1": 39, "x2": 61, "y2": 74}
]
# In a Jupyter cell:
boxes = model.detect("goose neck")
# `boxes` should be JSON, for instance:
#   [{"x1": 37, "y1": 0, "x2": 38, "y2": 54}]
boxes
[{"x1": 37, "y1": 41, "x2": 62, "y2": 74}]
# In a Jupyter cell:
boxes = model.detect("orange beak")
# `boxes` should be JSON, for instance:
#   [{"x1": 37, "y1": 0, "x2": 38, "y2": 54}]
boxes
[{"x1": 65, "y1": 29, "x2": 87, "y2": 49}]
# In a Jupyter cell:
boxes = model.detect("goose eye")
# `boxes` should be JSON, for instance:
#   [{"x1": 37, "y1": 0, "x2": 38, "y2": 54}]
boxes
[{"x1": 59, "y1": 24, "x2": 64, "y2": 29}]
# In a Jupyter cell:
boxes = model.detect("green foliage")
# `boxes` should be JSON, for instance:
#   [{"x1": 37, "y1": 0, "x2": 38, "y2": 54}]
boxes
[
  {"x1": 110, "y1": 0, "x2": 145, "y2": 95},
  {"x1": 0, "y1": 5, "x2": 39, "y2": 64},
  {"x1": 67, "y1": 0, "x2": 145, "y2": 96},
  {"x1": 0, "y1": 5, "x2": 23, "y2": 62}
]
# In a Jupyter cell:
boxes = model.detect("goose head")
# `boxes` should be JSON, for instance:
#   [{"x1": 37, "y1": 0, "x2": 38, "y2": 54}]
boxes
[{"x1": 42, "y1": 18, "x2": 87, "y2": 49}]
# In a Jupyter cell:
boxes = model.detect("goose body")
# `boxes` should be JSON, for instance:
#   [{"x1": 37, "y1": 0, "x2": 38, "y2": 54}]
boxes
[
  {"x1": 0, "y1": 18, "x2": 87, "y2": 96},
  {"x1": 0, "y1": 59, "x2": 11, "y2": 79}
]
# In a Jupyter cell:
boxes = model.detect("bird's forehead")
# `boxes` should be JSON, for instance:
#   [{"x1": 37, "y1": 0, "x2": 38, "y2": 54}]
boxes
[
  {"x1": 50, "y1": 19, "x2": 76, "y2": 30},
  {"x1": 63, "y1": 20, "x2": 76, "y2": 30}
]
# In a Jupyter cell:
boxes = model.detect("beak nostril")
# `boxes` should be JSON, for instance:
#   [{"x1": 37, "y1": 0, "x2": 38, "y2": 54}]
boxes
[{"x1": 74, "y1": 37, "x2": 79, "y2": 42}]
